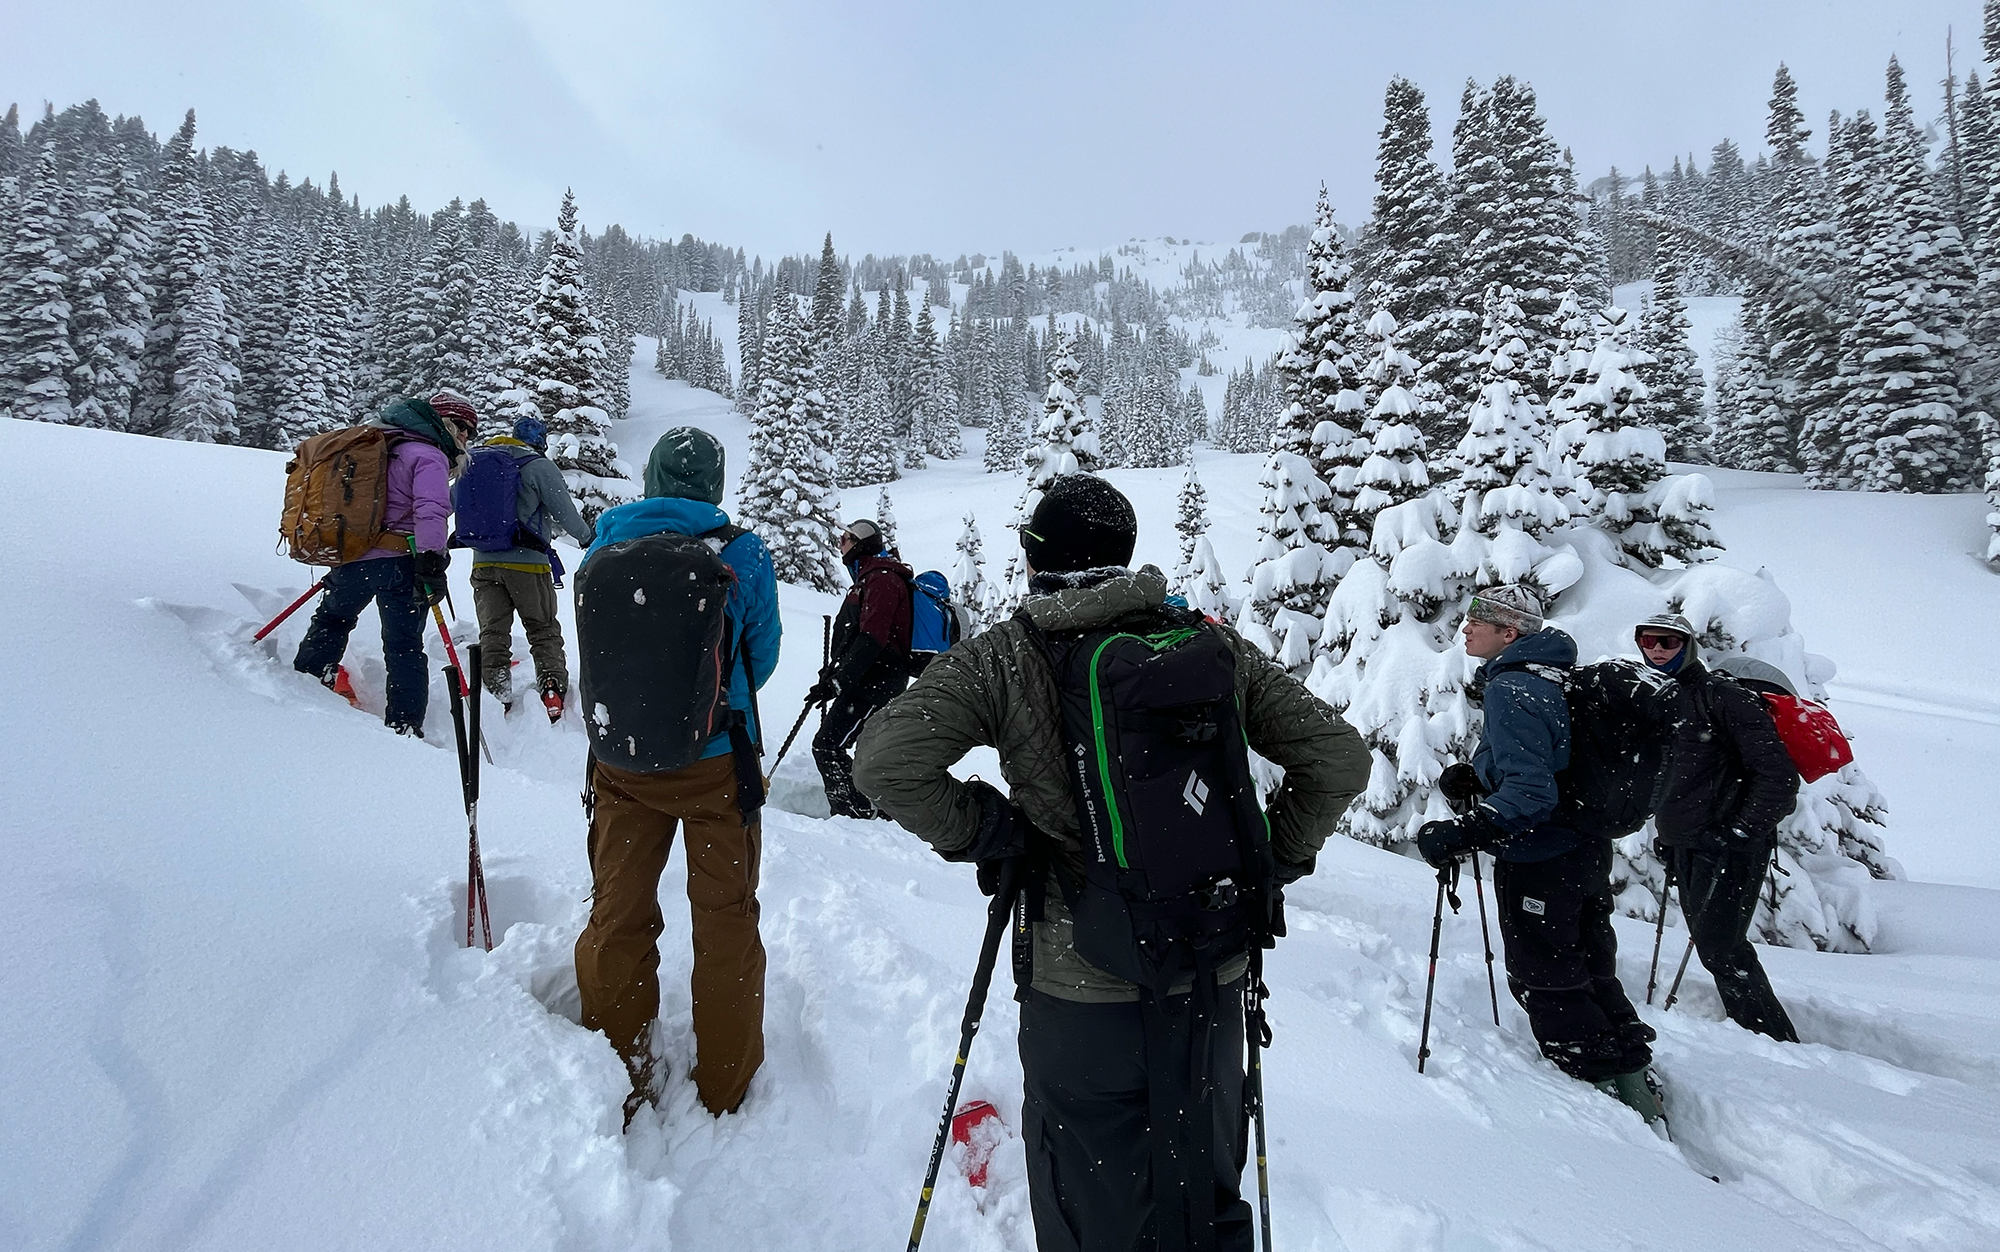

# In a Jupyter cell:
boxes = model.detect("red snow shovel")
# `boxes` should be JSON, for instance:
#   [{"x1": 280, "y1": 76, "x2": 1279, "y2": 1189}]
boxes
[{"x1": 950, "y1": 1100, "x2": 1003, "y2": 1187}]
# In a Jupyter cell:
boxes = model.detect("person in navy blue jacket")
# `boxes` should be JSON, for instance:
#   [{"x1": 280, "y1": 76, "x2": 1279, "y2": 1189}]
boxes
[
  {"x1": 572, "y1": 427, "x2": 780, "y2": 1125},
  {"x1": 1419, "y1": 585, "x2": 1662, "y2": 1123}
]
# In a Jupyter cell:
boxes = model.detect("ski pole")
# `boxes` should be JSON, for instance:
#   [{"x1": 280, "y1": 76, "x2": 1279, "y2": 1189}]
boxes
[
  {"x1": 1470, "y1": 852, "x2": 1500, "y2": 1027},
  {"x1": 906, "y1": 858, "x2": 1023, "y2": 1252},
  {"x1": 252, "y1": 580, "x2": 326, "y2": 641},
  {"x1": 1416, "y1": 860, "x2": 1461, "y2": 1074},
  {"x1": 1662, "y1": 858, "x2": 1724, "y2": 1012},
  {"x1": 767, "y1": 616, "x2": 835, "y2": 786},
  {"x1": 1245, "y1": 945, "x2": 1275, "y2": 1252},
  {"x1": 445, "y1": 650, "x2": 494, "y2": 951},
  {"x1": 1646, "y1": 863, "x2": 1673, "y2": 1006},
  {"x1": 427, "y1": 599, "x2": 492, "y2": 764}
]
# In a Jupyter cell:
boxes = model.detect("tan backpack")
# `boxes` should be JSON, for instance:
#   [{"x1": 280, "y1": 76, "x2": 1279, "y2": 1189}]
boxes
[{"x1": 280, "y1": 426, "x2": 400, "y2": 565}]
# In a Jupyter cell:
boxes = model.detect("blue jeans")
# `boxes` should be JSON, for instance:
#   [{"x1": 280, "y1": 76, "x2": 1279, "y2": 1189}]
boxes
[{"x1": 294, "y1": 556, "x2": 429, "y2": 731}]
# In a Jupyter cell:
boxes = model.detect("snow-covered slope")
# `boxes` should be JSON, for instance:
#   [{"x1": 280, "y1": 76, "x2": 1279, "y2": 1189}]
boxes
[{"x1": 5, "y1": 383, "x2": 2000, "y2": 1249}]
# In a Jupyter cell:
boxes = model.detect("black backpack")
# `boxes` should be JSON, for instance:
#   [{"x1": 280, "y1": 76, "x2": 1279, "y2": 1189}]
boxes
[
  {"x1": 575, "y1": 524, "x2": 754, "y2": 780},
  {"x1": 1545, "y1": 659, "x2": 1677, "y2": 839},
  {"x1": 1024, "y1": 604, "x2": 1276, "y2": 995}
]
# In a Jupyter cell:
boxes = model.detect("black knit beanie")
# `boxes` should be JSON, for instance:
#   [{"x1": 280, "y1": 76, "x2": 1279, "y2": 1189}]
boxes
[{"x1": 1021, "y1": 474, "x2": 1137, "y2": 574}]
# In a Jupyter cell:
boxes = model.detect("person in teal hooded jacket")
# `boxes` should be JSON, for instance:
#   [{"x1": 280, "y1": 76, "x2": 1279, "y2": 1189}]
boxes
[{"x1": 573, "y1": 427, "x2": 781, "y2": 1125}]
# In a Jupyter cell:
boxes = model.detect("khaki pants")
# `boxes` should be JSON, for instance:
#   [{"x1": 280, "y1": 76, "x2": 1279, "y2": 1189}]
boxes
[
  {"x1": 575, "y1": 754, "x2": 767, "y2": 1115},
  {"x1": 469, "y1": 564, "x2": 567, "y2": 697}
]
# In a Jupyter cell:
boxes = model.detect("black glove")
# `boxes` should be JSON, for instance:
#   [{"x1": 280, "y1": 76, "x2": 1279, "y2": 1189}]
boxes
[
  {"x1": 805, "y1": 679, "x2": 836, "y2": 705},
  {"x1": 1417, "y1": 806, "x2": 1506, "y2": 869},
  {"x1": 1437, "y1": 763, "x2": 1486, "y2": 815},
  {"x1": 412, "y1": 549, "x2": 450, "y2": 606},
  {"x1": 953, "y1": 779, "x2": 1032, "y2": 896},
  {"x1": 1273, "y1": 855, "x2": 1314, "y2": 887}
]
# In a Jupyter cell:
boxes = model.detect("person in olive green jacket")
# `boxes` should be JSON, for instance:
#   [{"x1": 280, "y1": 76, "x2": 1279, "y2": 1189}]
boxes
[{"x1": 853, "y1": 474, "x2": 1368, "y2": 1252}]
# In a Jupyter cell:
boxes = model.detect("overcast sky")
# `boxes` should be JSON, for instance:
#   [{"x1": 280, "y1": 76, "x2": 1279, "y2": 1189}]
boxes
[{"x1": 3, "y1": 1, "x2": 1980, "y2": 261}]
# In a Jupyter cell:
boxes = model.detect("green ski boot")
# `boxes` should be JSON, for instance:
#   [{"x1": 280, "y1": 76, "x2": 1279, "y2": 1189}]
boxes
[{"x1": 1596, "y1": 1067, "x2": 1671, "y2": 1139}]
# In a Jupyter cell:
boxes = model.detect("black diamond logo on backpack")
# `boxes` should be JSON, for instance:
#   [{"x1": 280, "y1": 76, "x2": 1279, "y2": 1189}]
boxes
[{"x1": 1183, "y1": 770, "x2": 1209, "y2": 816}]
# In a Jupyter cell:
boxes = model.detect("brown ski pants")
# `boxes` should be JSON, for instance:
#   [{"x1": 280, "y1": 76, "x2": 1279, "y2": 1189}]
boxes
[{"x1": 575, "y1": 753, "x2": 767, "y2": 1115}]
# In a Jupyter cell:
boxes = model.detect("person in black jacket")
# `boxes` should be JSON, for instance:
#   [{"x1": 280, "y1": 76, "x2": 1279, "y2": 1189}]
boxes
[
  {"x1": 1638, "y1": 612, "x2": 1801, "y2": 1043},
  {"x1": 810, "y1": 520, "x2": 915, "y2": 819},
  {"x1": 1420, "y1": 586, "x2": 1660, "y2": 1122}
]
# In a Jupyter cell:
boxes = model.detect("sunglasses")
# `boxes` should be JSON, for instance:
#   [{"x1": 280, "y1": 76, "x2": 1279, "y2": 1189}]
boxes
[{"x1": 1637, "y1": 633, "x2": 1686, "y2": 651}]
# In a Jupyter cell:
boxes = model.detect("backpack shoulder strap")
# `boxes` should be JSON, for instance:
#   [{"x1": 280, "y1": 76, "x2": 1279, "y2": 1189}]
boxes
[{"x1": 702, "y1": 522, "x2": 750, "y2": 547}]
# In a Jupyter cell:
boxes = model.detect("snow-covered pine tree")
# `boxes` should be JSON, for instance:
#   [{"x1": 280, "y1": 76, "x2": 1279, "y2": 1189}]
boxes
[
  {"x1": 982, "y1": 375, "x2": 1028, "y2": 472},
  {"x1": 1740, "y1": 64, "x2": 1835, "y2": 474},
  {"x1": 66, "y1": 160, "x2": 155, "y2": 431},
  {"x1": 271, "y1": 211, "x2": 359, "y2": 445},
  {"x1": 417, "y1": 199, "x2": 482, "y2": 399},
  {"x1": 1240, "y1": 449, "x2": 1336, "y2": 671},
  {"x1": 911, "y1": 299, "x2": 961, "y2": 460},
  {"x1": 953, "y1": 513, "x2": 988, "y2": 618},
  {"x1": 1832, "y1": 61, "x2": 1983, "y2": 493},
  {"x1": 1285, "y1": 188, "x2": 1369, "y2": 562},
  {"x1": 1801, "y1": 109, "x2": 1884, "y2": 485},
  {"x1": 1567, "y1": 305, "x2": 1670, "y2": 564},
  {"x1": 1451, "y1": 286, "x2": 1569, "y2": 546},
  {"x1": 504, "y1": 189, "x2": 631, "y2": 520},
  {"x1": 1368, "y1": 76, "x2": 1470, "y2": 448},
  {"x1": 874, "y1": 485, "x2": 899, "y2": 556},
  {"x1": 1635, "y1": 251, "x2": 1711, "y2": 462},
  {"x1": 838, "y1": 360, "x2": 898, "y2": 487},
  {"x1": 1348, "y1": 309, "x2": 1433, "y2": 543},
  {"x1": 1173, "y1": 457, "x2": 1209, "y2": 586},
  {"x1": 1182, "y1": 383, "x2": 1208, "y2": 445},
  {"x1": 740, "y1": 295, "x2": 844, "y2": 591},
  {"x1": 0, "y1": 142, "x2": 78, "y2": 423},
  {"x1": 1024, "y1": 327, "x2": 1092, "y2": 486},
  {"x1": 158, "y1": 152, "x2": 238, "y2": 443}
]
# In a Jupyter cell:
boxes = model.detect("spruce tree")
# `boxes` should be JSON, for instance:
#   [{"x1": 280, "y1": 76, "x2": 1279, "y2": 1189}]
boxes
[
  {"x1": 159, "y1": 164, "x2": 238, "y2": 442},
  {"x1": 1451, "y1": 286, "x2": 1568, "y2": 541},
  {"x1": 1570, "y1": 306, "x2": 1670, "y2": 564},
  {"x1": 418, "y1": 199, "x2": 481, "y2": 398},
  {"x1": 1832, "y1": 63, "x2": 1983, "y2": 492},
  {"x1": 1173, "y1": 458, "x2": 1209, "y2": 585},
  {"x1": 1025, "y1": 327, "x2": 1092, "y2": 485},
  {"x1": 67, "y1": 161, "x2": 154, "y2": 431},
  {"x1": 504, "y1": 189, "x2": 631, "y2": 519},
  {"x1": 0, "y1": 142, "x2": 78, "y2": 423},
  {"x1": 1368, "y1": 77, "x2": 1470, "y2": 447},
  {"x1": 766, "y1": 299, "x2": 845, "y2": 590},
  {"x1": 1349, "y1": 310, "x2": 1434, "y2": 548},
  {"x1": 1635, "y1": 252, "x2": 1710, "y2": 461},
  {"x1": 911, "y1": 299, "x2": 961, "y2": 459},
  {"x1": 874, "y1": 484, "x2": 899, "y2": 555},
  {"x1": 1273, "y1": 186, "x2": 1363, "y2": 568},
  {"x1": 953, "y1": 514, "x2": 988, "y2": 618}
]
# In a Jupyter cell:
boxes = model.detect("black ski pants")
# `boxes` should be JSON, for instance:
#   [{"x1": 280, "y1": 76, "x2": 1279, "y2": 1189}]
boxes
[
  {"x1": 1494, "y1": 841, "x2": 1652, "y2": 1082},
  {"x1": 813, "y1": 671, "x2": 903, "y2": 818},
  {"x1": 1669, "y1": 841, "x2": 1799, "y2": 1042},
  {"x1": 293, "y1": 555, "x2": 428, "y2": 732},
  {"x1": 1018, "y1": 982, "x2": 1253, "y2": 1252}
]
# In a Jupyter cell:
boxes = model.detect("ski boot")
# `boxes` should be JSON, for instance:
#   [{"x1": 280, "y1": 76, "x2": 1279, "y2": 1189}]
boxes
[
  {"x1": 541, "y1": 677, "x2": 565, "y2": 724},
  {"x1": 322, "y1": 665, "x2": 359, "y2": 708},
  {"x1": 1597, "y1": 1066, "x2": 1671, "y2": 1139}
]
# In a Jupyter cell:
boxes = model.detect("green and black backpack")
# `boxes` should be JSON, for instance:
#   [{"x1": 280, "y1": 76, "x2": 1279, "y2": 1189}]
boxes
[{"x1": 1023, "y1": 603, "x2": 1277, "y2": 995}]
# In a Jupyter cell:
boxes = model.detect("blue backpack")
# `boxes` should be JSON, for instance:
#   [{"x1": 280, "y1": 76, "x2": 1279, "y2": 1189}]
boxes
[
  {"x1": 452, "y1": 447, "x2": 532, "y2": 552},
  {"x1": 910, "y1": 570, "x2": 961, "y2": 654}
]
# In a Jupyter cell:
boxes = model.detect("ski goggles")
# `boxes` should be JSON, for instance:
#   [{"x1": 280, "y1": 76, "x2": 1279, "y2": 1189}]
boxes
[{"x1": 1636, "y1": 632, "x2": 1687, "y2": 652}]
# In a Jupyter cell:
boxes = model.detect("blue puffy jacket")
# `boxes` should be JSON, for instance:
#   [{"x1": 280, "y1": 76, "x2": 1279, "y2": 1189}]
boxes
[
  {"x1": 1471, "y1": 627, "x2": 1582, "y2": 863},
  {"x1": 583, "y1": 497, "x2": 781, "y2": 760}
]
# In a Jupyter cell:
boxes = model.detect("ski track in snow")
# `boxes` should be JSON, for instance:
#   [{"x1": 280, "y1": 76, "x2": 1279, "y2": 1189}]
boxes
[{"x1": 6, "y1": 354, "x2": 2000, "y2": 1250}]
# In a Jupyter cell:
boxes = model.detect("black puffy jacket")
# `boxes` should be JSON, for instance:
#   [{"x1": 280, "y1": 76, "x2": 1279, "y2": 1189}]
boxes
[{"x1": 1653, "y1": 660, "x2": 1800, "y2": 849}]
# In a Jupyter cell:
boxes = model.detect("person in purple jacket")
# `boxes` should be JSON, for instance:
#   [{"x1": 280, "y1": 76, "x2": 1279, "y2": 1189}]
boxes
[{"x1": 293, "y1": 397, "x2": 469, "y2": 736}]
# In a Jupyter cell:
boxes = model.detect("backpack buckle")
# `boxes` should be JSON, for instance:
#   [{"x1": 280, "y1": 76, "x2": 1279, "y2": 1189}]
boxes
[{"x1": 1195, "y1": 875, "x2": 1239, "y2": 912}]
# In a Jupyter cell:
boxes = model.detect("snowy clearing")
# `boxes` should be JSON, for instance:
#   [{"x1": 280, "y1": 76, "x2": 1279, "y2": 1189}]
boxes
[{"x1": 3, "y1": 369, "x2": 1998, "y2": 1249}]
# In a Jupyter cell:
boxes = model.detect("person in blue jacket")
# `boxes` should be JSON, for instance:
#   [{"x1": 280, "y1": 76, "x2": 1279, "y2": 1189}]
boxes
[
  {"x1": 572, "y1": 427, "x2": 780, "y2": 1125},
  {"x1": 1418, "y1": 585, "x2": 1662, "y2": 1124}
]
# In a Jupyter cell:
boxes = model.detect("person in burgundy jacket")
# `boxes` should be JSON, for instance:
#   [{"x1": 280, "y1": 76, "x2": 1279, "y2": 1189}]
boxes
[
  {"x1": 292, "y1": 397, "x2": 469, "y2": 736},
  {"x1": 809, "y1": 519, "x2": 914, "y2": 818}
]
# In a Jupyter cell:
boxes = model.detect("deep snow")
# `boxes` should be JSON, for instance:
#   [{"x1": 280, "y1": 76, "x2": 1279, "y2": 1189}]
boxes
[{"x1": 4, "y1": 343, "x2": 2000, "y2": 1249}]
